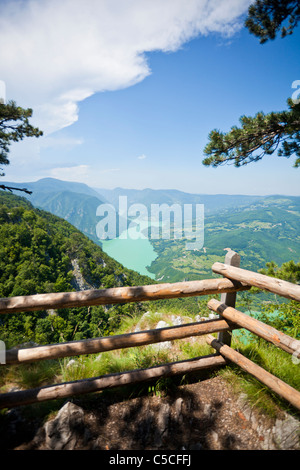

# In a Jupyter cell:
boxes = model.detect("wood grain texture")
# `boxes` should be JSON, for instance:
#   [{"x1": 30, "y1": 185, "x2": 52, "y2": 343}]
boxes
[
  {"x1": 0, "y1": 278, "x2": 250, "y2": 315},
  {"x1": 206, "y1": 335, "x2": 300, "y2": 411},
  {"x1": 0, "y1": 354, "x2": 226, "y2": 409},
  {"x1": 212, "y1": 262, "x2": 300, "y2": 301},
  {"x1": 5, "y1": 318, "x2": 234, "y2": 365},
  {"x1": 208, "y1": 299, "x2": 300, "y2": 357}
]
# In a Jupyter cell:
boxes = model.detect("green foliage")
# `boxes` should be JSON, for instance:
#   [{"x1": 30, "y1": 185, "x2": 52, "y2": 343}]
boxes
[
  {"x1": 245, "y1": 0, "x2": 300, "y2": 43},
  {"x1": 148, "y1": 196, "x2": 300, "y2": 285},
  {"x1": 259, "y1": 300, "x2": 300, "y2": 339},
  {"x1": 222, "y1": 337, "x2": 300, "y2": 415},
  {"x1": 11, "y1": 361, "x2": 60, "y2": 390},
  {"x1": 60, "y1": 345, "x2": 177, "y2": 384},
  {"x1": 203, "y1": 99, "x2": 300, "y2": 168},
  {"x1": 0, "y1": 101, "x2": 42, "y2": 177},
  {"x1": 259, "y1": 259, "x2": 300, "y2": 283},
  {"x1": 204, "y1": 1, "x2": 300, "y2": 169},
  {"x1": 257, "y1": 259, "x2": 300, "y2": 338},
  {"x1": 0, "y1": 192, "x2": 152, "y2": 347}
]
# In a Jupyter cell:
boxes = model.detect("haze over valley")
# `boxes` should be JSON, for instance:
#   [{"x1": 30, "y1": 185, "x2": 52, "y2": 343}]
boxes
[{"x1": 3, "y1": 178, "x2": 300, "y2": 282}]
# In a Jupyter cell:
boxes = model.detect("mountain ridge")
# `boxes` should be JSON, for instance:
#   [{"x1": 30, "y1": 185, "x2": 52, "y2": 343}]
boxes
[{"x1": 2, "y1": 178, "x2": 299, "y2": 284}]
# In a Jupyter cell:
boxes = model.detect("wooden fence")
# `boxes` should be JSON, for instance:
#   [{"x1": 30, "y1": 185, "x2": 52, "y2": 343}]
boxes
[{"x1": 0, "y1": 250, "x2": 300, "y2": 411}]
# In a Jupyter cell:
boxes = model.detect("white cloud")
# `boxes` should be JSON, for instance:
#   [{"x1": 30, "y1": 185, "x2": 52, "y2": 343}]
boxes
[
  {"x1": 138, "y1": 154, "x2": 147, "y2": 160},
  {"x1": 49, "y1": 164, "x2": 90, "y2": 181},
  {"x1": 48, "y1": 165, "x2": 122, "y2": 186},
  {"x1": 0, "y1": 80, "x2": 6, "y2": 103},
  {"x1": 40, "y1": 136, "x2": 84, "y2": 149},
  {"x1": 0, "y1": 0, "x2": 251, "y2": 135},
  {"x1": 98, "y1": 168, "x2": 121, "y2": 174}
]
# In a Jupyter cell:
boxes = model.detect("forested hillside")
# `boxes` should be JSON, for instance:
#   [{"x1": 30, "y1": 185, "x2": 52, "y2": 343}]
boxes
[
  {"x1": 1, "y1": 189, "x2": 299, "y2": 351},
  {"x1": 1, "y1": 178, "x2": 107, "y2": 244},
  {"x1": 0, "y1": 192, "x2": 154, "y2": 348}
]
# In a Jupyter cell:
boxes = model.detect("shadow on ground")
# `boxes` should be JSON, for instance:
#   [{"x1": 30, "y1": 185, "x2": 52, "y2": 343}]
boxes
[{"x1": 0, "y1": 374, "x2": 265, "y2": 450}]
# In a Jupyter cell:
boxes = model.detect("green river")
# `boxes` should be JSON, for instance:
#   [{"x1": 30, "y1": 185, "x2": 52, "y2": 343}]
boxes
[{"x1": 101, "y1": 222, "x2": 157, "y2": 279}]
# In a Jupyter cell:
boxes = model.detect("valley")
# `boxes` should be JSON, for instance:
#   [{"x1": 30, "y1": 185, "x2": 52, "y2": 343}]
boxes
[
  {"x1": 3, "y1": 178, "x2": 300, "y2": 285},
  {"x1": 0, "y1": 181, "x2": 299, "y2": 435},
  {"x1": 148, "y1": 195, "x2": 300, "y2": 282}
]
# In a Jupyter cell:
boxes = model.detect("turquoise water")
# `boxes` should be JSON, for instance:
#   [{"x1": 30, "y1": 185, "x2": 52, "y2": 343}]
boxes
[
  {"x1": 233, "y1": 309, "x2": 280, "y2": 345},
  {"x1": 101, "y1": 222, "x2": 157, "y2": 279}
]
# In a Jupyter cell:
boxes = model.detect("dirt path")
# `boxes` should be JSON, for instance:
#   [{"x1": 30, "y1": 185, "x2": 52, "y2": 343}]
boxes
[{"x1": 3, "y1": 375, "x2": 299, "y2": 451}]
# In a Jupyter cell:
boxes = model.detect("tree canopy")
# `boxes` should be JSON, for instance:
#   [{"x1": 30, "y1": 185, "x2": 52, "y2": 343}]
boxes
[
  {"x1": 0, "y1": 100, "x2": 42, "y2": 191},
  {"x1": 0, "y1": 192, "x2": 152, "y2": 346},
  {"x1": 245, "y1": 0, "x2": 300, "y2": 43},
  {"x1": 203, "y1": 99, "x2": 300, "y2": 168},
  {"x1": 202, "y1": 0, "x2": 300, "y2": 169}
]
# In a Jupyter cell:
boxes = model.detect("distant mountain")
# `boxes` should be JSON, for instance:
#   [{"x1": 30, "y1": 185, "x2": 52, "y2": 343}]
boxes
[
  {"x1": 94, "y1": 187, "x2": 264, "y2": 213},
  {"x1": 1, "y1": 178, "x2": 107, "y2": 244},
  {"x1": 2, "y1": 178, "x2": 267, "y2": 245},
  {"x1": 5, "y1": 177, "x2": 103, "y2": 199},
  {"x1": 2, "y1": 179, "x2": 299, "y2": 284},
  {"x1": 31, "y1": 190, "x2": 108, "y2": 244}
]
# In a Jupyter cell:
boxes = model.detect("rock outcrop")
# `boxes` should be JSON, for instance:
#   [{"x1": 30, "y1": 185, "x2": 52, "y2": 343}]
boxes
[{"x1": 10, "y1": 376, "x2": 300, "y2": 451}]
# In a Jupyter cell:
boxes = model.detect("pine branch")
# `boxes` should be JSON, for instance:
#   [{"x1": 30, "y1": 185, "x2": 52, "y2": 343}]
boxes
[
  {"x1": 202, "y1": 100, "x2": 300, "y2": 168},
  {"x1": 0, "y1": 185, "x2": 32, "y2": 195}
]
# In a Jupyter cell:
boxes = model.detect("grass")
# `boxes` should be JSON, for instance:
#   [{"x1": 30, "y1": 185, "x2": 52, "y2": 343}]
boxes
[
  {"x1": 1, "y1": 311, "x2": 299, "y2": 419},
  {"x1": 219, "y1": 335, "x2": 300, "y2": 417},
  {"x1": 0, "y1": 309, "x2": 213, "y2": 400},
  {"x1": 0, "y1": 360, "x2": 60, "y2": 391},
  {"x1": 60, "y1": 346, "x2": 177, "y2": 383}
]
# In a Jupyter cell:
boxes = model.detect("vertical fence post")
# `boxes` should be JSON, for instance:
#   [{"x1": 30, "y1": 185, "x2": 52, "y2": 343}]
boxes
[{"x1": 217, "y1": 250, "x2": 240, "y2": 346}]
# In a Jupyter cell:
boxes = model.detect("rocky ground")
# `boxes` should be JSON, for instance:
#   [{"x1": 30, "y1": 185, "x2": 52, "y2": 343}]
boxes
[
  {"x1": 1, "y1": 375, "x2": 299, "y2": 451},
  {"x1": 1, "y1": 312, "x2": 299, "y2": 451}
]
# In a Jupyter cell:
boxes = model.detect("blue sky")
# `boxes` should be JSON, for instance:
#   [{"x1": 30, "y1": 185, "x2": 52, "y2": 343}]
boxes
[{"x1": 1, "y1": 0, "x2": 299, "y2": 195}]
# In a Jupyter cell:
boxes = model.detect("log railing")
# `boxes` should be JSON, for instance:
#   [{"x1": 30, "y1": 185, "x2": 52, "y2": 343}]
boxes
[
  {"x1": 5, "y1": 318, "x2": 234, "y2": 365},
  {"x1": 0, "y1": 276, "x2": 250, "y2": 314},
  {"x1": 212, "y1": 262, "x2": 300, "y2": 302},
  {"x1": 0, "y1": 250, "x2": 300, "y2": 411}
]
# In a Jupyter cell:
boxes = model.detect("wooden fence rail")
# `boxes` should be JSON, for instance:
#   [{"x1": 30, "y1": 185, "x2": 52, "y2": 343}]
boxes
[
  {"x1": 207, "y1": 299, "x2": 300, "y2": 358},
  {"x1": 206, "y1": 335, "x2": 300, "y2": 411},
  {"x1": 1, "y1": 250, "x2": 300, "y2": 411},
  {"x1": 0, "y1": 354, "x2": 227, "y2": 409},
  {"x1": 0, "y1": 277, "x2": 250, "y2": 315},
  {"x1": 212, "y1": 262, "x2": 300, "y2": 302},
  {"x1": 5, "y1": 318, "x2": 234, "y2": 365}
]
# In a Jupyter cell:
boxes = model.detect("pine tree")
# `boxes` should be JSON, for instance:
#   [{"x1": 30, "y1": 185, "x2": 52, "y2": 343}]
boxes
[
  {"x1": 203, "y1": 99, "x2": 300, "y2": 168},
  {"x1": 0, "y1": 100, "x2": 42, "y2": 192},
  {"x1": 245, "y1": 0, "x2": 300, "y2": 43},
  {"x1": 202, "y1": 1, "x2": 300, "y2": 168}
]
